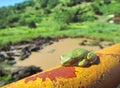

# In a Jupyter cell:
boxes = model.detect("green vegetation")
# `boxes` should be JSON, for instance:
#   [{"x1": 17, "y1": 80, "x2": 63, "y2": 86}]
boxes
[
  {"x1": 0, "y1": 61, "x2": 12, "y2": 83},
  {"x1": 0, "y1": 0, "x2": 120, "y2": 46}
]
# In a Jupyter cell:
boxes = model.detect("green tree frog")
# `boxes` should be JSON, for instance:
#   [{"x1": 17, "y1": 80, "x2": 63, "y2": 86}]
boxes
[{"x1": 60, "y1": 48, "x2": 98, "y2": 67}]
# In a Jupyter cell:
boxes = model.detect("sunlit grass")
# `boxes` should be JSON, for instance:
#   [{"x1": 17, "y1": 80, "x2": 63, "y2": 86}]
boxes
[{"x1": 0, "y1": 21, "x2": 120, "y2": 46}]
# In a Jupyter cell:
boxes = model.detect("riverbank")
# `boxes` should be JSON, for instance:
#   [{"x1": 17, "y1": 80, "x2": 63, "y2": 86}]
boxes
[{"x1": 15, "y1": 37, "x2": 113, "y2": 70}]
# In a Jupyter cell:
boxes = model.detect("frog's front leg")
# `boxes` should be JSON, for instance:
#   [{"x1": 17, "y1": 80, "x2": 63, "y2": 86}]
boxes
[{"x1": 78, "y1": 59, "x2": 88, "y2": 67}]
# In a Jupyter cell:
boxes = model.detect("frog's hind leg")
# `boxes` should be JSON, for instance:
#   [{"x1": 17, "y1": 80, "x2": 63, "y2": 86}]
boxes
[{"x1": 78, "y1": 59, "x2": 88, "y2": 67}]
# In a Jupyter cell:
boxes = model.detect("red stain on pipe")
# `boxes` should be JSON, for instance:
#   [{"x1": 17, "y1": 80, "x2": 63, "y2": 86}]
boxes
[{"x1": 25, "y1": 67, "x2": 76, "y2": 83}]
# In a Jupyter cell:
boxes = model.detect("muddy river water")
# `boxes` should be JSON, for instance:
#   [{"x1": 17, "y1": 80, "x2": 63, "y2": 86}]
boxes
[{"x1": 15, "y1": 38, "x2": 102, "y2": 70}]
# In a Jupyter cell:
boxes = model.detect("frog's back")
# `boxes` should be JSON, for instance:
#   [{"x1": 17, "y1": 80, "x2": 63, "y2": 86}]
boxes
[
  {"x1": 63, "y1": 48, "x2": 89, "y2": 59},
  {"x1": 72, "y1": 48, "x2": 89, "y2": 58}
]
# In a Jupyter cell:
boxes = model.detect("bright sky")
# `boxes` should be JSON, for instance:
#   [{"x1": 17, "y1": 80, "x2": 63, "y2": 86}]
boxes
[{"x1": 0, "y1": 0, "x2": 26, "y2": 7}]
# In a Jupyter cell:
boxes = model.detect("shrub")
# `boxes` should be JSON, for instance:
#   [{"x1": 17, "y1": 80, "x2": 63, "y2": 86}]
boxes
[
  {"x1": 47, "y1": 0, "x2": 59, "y2": 8},
  {"x1": 39, "y1": 0, "x2": 48, "y2": 8},
  {"x1": 27, "y1": 21, "x2": 37, "y2": 28},
  {"x1": 51, "y1": 7, "x2": 76, "y2": 24},
  {"x1": 77, "y1": 11, "x2": 97, "y2": 22},
  {"x1": 19, "y1": 19, "x2": 26, "y2": 26},
  {"x1": 59, "y1": 0, "x2": 83, "y2": 6}
]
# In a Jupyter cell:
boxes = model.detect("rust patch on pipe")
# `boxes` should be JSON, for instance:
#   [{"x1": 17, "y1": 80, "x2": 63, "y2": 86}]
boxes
[{"x1": 25, "y1": 66, "x2": 76, "y2": 83}]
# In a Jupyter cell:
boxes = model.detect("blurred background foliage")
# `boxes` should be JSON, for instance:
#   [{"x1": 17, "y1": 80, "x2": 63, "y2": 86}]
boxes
[
  {"x1": 0, "y1": 0, "x2": 120, "y2": 45},
  {"x1": 0, "y1": 0, "x2": 120, "y2": 29}
]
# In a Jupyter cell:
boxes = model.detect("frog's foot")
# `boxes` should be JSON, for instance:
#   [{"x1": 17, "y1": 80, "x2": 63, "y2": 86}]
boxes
[
  {"x1": 90, "y1": 56, "x2": 100, "y2": 65},
  {"x1": 89, "y1": 56, "x2": 98, "y2": 64},
  {"x1": 78, "y1": 59, "x2": 88, "y2": 67},
  {"x1": 87, "y1": 52, "x2": 98, "y2": 64}
]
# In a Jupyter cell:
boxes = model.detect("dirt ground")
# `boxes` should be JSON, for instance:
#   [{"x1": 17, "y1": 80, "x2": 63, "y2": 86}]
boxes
[{"x1": 15, "y1": 38, "x2": 111, "y2": 70}]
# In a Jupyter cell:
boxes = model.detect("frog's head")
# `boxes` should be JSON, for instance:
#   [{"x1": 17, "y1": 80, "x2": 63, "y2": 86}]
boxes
[
  {"x1": 60, "y1": 55, "x2": 77, "y2": 66},
  {"x1": 60, "y1": 56, "x2": 71, "y2": 66},
  {"x1": 87, "y1": 52, "x2": 98, "y2": 64}
]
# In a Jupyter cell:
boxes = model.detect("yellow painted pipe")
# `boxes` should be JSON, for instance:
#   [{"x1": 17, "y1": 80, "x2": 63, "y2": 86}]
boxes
[{"x1": 2, "y1": 43, "x2": 120, "y2": 88}]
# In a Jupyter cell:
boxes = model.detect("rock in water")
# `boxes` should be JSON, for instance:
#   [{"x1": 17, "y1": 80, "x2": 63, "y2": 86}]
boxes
[
  {"x1": 11, "y1": 65, "x2": 42, "y2": 81},
  {"x1": 0, "y1": 64, "x2": 42, "y2": 86},
  {"x1": 0, "y1": 51, "x2": 9, "y2": 60}
]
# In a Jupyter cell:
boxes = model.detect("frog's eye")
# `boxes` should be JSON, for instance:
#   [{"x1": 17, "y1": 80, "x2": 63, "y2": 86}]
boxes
[{"x1": 87, "y1": 52, "x2": 97, "y2": 61}]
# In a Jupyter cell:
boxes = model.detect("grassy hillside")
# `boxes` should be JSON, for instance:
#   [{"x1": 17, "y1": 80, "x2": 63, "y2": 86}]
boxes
[{"x1": 0, "y1": 0, "x2": 120, "y2": 46}]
